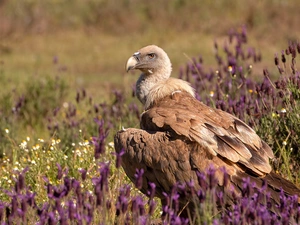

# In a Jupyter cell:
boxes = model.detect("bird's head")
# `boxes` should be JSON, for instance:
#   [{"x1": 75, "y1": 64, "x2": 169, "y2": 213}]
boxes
[{"x1": 125, "y1": 45, "x2": 172, "y2": 78}]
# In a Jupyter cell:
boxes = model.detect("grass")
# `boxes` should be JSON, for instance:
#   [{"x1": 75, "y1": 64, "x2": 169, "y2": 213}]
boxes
[
  {"x1": 0, "y1": 0, "x2": 300, "y2": 224},
  {"x1": 0, "y1": 28, "x2": 292, "y2": 110}
]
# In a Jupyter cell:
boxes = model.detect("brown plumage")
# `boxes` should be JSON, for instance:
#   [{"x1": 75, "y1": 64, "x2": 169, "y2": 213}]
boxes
[{"x1": 114, "y1": 45, "x2": 300, "y2": 217}]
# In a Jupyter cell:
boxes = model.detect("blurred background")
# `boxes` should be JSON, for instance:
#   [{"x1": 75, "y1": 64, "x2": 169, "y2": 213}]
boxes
[{"x1": 1, "y1": 0, "x2": 299, "y2": 100}]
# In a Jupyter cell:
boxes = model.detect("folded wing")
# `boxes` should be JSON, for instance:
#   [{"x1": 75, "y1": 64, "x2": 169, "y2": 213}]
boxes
[{"x1": 141, "y1": 91, "x2": 274, "y2": 176}]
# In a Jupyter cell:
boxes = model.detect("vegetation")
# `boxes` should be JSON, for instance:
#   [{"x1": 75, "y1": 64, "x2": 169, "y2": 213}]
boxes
[{"x1": 0, "y1": 0, "x2": 299, "y2": 224}]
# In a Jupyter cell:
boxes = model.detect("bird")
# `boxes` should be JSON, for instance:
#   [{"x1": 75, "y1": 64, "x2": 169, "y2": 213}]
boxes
[{"x1": 114, "y1": 45, "x2": 300, "y2": 219}]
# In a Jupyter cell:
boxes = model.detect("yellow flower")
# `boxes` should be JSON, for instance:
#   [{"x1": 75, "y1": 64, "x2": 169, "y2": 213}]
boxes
[
  {"x1": 51, "y1": 139, "x2": 56, "y2": 145},
  {"x1": 33, "y1": 144, "x2": 40, "y2": 150}
]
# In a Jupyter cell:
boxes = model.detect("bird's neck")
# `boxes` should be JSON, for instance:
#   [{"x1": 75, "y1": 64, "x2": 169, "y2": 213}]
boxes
[
  {"x1": 136, "y1": 73, "x2": 167, "y2": 105},
  {"x1": 136, "y1": 73, "x2": 195, "y2": 109}
]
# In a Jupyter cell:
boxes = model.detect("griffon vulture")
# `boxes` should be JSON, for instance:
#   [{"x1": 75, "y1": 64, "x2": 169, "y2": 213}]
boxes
[{"x1": 114, "y1": 45, "x2": 300, "y2": 217}]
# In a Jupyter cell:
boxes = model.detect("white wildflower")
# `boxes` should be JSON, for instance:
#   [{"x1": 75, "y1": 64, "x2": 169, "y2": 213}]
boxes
[
  {"x1": 19, "y1": 140, "x2": 27, "y2": 150},
  {"x1": 63, "y1": 102, "x2": 69, "y2": 108}
]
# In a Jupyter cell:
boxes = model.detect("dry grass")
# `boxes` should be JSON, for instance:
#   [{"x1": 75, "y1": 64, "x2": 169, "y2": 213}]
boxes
[
  {"x1": 1, "y1": 29, "x2": 214, "y2": 101},
  {"x1": 0, "y1": 30, "x2": 294, "y2": 102}
]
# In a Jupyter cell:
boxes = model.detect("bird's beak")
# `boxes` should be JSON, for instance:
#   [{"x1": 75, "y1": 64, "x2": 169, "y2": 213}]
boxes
[
  {"x1": 126, "y1": 56, "x2": 138, "y2": 72},
  {"x1": 126, "y1": 52, "x2": 141, "y2": 72}
]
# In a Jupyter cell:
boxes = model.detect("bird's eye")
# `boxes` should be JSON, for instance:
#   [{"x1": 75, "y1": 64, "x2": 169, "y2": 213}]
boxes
[{"x1": 147, "y1": 53, "x2": 155, "y2": 59}]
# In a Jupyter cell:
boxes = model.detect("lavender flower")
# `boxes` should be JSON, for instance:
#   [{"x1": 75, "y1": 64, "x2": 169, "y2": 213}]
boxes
[
  {"x1": 134, "y1": 168, "x2": 144, "y2": 189},
  {"x1": 92, "y1": 119, "x2": 109, "y2": 159},
  {"x1": 113, "y1": 148, "x2": 125, "y2": 168}
]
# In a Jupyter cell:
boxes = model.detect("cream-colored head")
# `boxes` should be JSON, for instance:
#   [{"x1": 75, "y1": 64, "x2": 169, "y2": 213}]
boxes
[
  {"x1": 126, "y1": 45, "x2": 172, "y2": 79},
  {"x1": 126, "y1": 45, "x2": 194, "y2": 108}
]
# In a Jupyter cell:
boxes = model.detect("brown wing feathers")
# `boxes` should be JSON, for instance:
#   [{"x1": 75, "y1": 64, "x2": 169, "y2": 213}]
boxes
[
  {"x1": 114, "y1": 128, "x2": 197, "y2": 198},
  {"x1": 141, "y1": 91, "x2": 273, "y2": 175}
]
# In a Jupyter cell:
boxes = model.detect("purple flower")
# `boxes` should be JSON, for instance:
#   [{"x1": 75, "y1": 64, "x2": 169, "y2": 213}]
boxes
[
  {"x1": 116, "y1": 185, "x2": 130, "y2": 215},
  {"x1": 56, "y1": 163, "x2": 63, "y2": 180},
  {"x1": 79, "y1": 168, "x2": 87, "y2": 181},
  {"x1": 92, "y1": 119, "x2": 109, "y2": 159},
  {"x1": 113, "y1": 148, "x2": 125, "y2": 168},
  {"x1": 134, "y1": 168, "x2": 144, "y2": 190}
]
